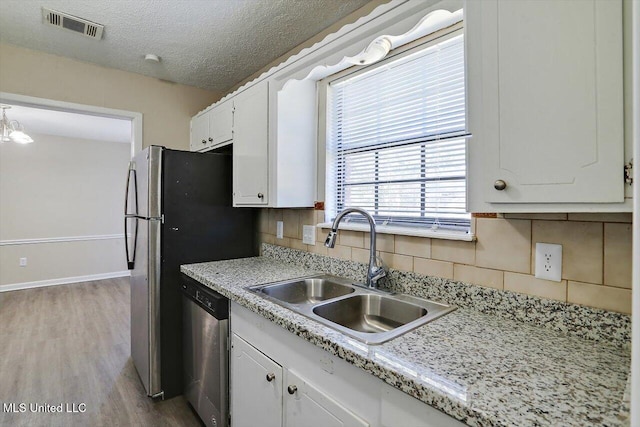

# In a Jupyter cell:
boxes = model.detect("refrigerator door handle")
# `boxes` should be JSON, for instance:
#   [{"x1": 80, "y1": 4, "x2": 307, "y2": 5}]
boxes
[
  {"x1": 125, "y1": 161, "x2": 138, "y2": 216},
  {"x1": 124, "y1": 217, "x2": 138, "y2": 270},
  {"x1": 125, "y1": 162, "x2": 139, "y2": 270}
]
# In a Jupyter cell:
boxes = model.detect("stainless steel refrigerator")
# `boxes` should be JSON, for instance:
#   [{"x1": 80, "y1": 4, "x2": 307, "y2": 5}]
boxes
[{"x1": 124, "y1": 145, "x2": 256, "y2": 399}]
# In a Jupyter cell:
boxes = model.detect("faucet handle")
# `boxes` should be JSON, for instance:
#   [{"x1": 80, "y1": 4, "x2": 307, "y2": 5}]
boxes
[{"x1": 371, "y1": 265, "x2": 386, "y2": 281}]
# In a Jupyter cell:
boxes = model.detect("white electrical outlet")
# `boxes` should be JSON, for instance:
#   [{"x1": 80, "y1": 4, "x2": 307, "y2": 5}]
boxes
[
  {"x1": 19, "y1": 257, "x2": 27, "y2": 267},
  {"x1": 302, "y1": 225, "x2": 316, "y2": 245},
  {"x1": 276, "y1": 221, "x2": 284, "y2": 239},
  {"x1": 535, "y1": 243, "x2": 562, "y2": 282}
]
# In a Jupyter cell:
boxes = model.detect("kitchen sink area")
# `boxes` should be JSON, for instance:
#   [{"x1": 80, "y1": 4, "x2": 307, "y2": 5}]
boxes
[
  {"x1": 183, "y1": 254, "x2": 632, "y2": 427},
  {"x1": 248, "y1": 274, "x2": 456, "y2": 344}
]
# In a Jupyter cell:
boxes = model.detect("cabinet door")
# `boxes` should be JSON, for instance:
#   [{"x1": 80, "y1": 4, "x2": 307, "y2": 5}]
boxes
[
  {"x1": 467, "y1": 0, "x2": 623, "y2": 205},
  {"x1": 190, "y1": 112, "x2": 209, "y2": 152},
  {"x1": 284, "y1": 370, "x2": 369, "y2": 427},
  {"x1": 233, "y1": 81, "x2": 269, "y2": 205},
  {"x1": 231, "y1": 334, "x2": 282, "y2": 427},
  {"x1": 209, "y1": 100, "x2": 234, "y2": 146}
]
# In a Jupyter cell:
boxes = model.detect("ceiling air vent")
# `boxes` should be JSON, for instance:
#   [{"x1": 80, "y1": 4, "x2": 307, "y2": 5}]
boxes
[{"x1": 42, "y1": 8, "x2": 104, "y2": 40}]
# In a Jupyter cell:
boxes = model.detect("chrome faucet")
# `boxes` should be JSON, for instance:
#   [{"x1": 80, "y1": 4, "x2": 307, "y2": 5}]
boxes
[{"x1": 324, "y1": 207, "x2": 386, "y2": 289}]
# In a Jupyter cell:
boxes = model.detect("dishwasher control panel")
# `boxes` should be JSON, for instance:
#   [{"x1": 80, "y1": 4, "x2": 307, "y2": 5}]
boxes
[
  {"x1": 181, "y1": 274, "x2": 229, "y2": 319},
  {"x1": 196, "y1": 290, "x2": 214, "y2": 309}
]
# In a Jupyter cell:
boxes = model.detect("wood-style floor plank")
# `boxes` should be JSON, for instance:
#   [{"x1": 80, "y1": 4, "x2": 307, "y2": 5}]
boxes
[{"x1": 0, "y1": 278, "x2": 202, "y2": 427}]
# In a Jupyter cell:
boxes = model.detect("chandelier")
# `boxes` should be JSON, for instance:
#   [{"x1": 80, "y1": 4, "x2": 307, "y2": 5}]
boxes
[{"x1": 1, "y1": 105, "x2": 34, "y2": 144}]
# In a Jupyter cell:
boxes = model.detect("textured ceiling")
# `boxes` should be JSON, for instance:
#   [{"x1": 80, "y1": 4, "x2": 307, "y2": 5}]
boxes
[{"x1": 0, "y1": 0, "x2": 371, "y2": 92}]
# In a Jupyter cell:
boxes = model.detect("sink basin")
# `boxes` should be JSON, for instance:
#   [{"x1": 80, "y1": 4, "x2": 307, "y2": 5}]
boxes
[
  {"x1": 258, "y1": 277, "x2": 354, "y2": 304},
  {"x1": 312, "y1": 294, "x2": 427, "y2": 333},
  {"x1": 247, "y1": 274, "x2": 456, "y2": 345}
]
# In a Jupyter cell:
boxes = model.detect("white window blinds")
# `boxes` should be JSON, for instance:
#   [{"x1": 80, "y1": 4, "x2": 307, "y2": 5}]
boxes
[{"x1": 326, "y1": 33, "x2": 470, "y2": 233}]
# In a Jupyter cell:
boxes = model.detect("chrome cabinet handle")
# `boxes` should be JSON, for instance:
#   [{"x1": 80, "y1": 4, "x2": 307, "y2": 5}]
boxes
[
  {"x1": 201, "y1": 139, "x2": 206, "y2": 144},
  {"x1": 208, "y1": 137, "x2": 213, "y2": 142},
  {"x1": 257, "y1": 193, "x2": 264, "y2": 199},
  {"x1": 494, "y1": 180, "x2": 507, "y2": 191},
  {"x1": 287, "y1": 385, "x2": 297, "y2": 395},
  {"x1": 265, "y1": 373, "x2": 275, "y2": 382}
]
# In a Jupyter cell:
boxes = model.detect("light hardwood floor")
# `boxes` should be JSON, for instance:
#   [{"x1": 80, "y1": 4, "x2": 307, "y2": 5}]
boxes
[{"x1": 0, "y1": 278, "x2": 202, "y2": 427}]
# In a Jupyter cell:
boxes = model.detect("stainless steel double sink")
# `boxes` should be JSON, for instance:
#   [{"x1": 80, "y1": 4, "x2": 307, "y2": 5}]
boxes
[{"x1": 247, "y1": 275, "x2": 456, "y2": 345}]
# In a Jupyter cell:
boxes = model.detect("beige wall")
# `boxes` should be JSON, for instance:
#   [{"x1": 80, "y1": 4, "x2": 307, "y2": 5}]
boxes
[
  {"x1": 0, "y1": 240, "x2": 127, "y2": 287},
  {"x1": 0, "y1": 134, "x2": 131, "y2": 287},
  {"x1": 0, "y1": 42, "x2": 221, "y2": 151},
  {"x1": 259, "y1": 209, "x2": 633, "y2": 314}
]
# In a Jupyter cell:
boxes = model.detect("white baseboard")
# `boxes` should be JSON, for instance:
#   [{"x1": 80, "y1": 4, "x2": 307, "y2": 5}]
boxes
[
  {"x1": 0, "y1": 270, "x2": 131, "y2": 292},
  {"x1": 0, "y1": 234, "x2": 126, "y2": 246}
]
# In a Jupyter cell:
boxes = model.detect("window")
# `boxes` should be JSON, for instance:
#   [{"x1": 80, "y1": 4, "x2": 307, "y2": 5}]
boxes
[{"x1": 325, "y1": 30, "x2": 470, "y2": 237}]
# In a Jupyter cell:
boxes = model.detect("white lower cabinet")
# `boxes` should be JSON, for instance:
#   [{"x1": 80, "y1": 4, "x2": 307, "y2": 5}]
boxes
[
  {"x1": 231, "y1": 333, "x2": 368, "y2": 427},
  {"x1": 231, "y1": 334, "x2": 283, "y2": 427},
  {"x1": 284, "y1": 369, "x2": 368, "y2": 427},
  {"x1": 230, "y1": 302, "x2": 465, "y2": 427}
]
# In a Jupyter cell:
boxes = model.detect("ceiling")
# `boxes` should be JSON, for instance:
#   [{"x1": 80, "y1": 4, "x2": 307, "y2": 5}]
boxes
[
  {"x1": 0, "y1": 0, "x2": 371, "y2": 92},
  {"x1": 2, "y1": 104, "x2": 132, "y2": 144}
]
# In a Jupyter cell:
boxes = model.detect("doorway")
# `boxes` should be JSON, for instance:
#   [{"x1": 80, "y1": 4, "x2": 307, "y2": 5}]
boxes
[{"x1": 0, "y1": 92, "x2": 142, "y2": 291}]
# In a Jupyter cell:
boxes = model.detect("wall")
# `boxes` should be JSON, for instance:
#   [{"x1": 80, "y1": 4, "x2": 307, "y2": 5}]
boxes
[
  {"x1": 0, "y1": 133, "x2": 131, "y2": 288},
  {"x1": 0, "y1": 42, "x2": 221, "y2": 151},
  {"x1": 258, "y1": 209, "x2": 633, "y2": 314}
]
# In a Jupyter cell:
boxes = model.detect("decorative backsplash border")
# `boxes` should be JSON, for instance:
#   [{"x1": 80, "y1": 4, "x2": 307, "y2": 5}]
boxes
[{"x1": 262, "y1": 243, "x2": 631, "y2": 348}]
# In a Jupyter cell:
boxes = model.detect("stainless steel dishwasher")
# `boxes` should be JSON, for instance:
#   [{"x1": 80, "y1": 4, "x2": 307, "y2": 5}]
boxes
[{"x1": 181, "y1": 275, "x2": 229, "y2": 427}]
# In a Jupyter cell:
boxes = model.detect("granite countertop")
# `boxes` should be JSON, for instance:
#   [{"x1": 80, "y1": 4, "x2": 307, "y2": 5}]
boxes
[{"x1": 181, "y1": 256, "x2": 630, "y2": 427}]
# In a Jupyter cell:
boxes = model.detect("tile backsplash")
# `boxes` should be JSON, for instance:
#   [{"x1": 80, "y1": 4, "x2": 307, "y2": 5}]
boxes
[{"x1": 258, "y1": 209, "x2": 633, "y2": 314}]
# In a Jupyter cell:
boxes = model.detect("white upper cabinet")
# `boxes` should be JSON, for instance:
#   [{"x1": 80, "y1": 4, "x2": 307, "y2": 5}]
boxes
[
  {"x1": 190, "y1": 100, "x2": 234, "y2": 152},
  {"x1": 233, "y1": 81, "x2": 270, "y2": 206},
  {"x1": 208, "y1": 100, "x2": 234, "y2": 147},
  {"x1": 190, "y1": 76, "x2": 317, "y2": 208},
  {"x1": 466, "y1": 0, "x2": 629, "y2": 212},
  {"x1": 189, "y1": 111, "x2": 209, "y2": 152}
]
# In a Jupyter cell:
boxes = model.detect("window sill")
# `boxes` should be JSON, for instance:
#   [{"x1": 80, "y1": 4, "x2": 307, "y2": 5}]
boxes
[{"x1": 316, "y1": 222, "x2": 475, "y2": 242}]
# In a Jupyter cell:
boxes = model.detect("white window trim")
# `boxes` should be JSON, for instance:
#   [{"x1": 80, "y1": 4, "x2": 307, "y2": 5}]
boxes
[
  {"x1": 316, "y1": 221, "x2": 475, "y2": 241},
  {"x1": 318, "y1": 23, "x2": 471, "y2": 241}
]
